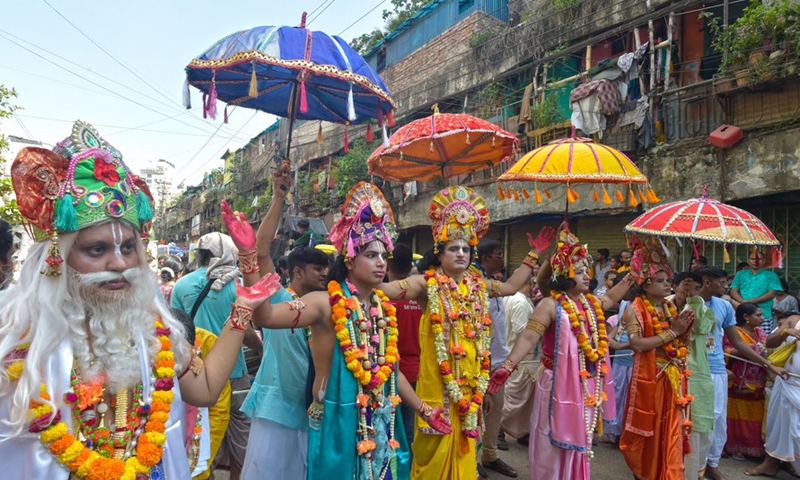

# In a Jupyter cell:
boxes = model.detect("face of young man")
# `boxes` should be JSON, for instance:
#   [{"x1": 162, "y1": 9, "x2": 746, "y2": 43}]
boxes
[
  {"x1": 348, "y1": 241, "x2": 388, "y2": 288},
  {"x1": 571, "y1": 266, "x2": 591, "y2": 294},
  {"x1": 296, "y1": 263, "x2": 328, "y2": 293},
  {"x1": 604, "y1": 272, "x2": 618, "y2": 288},
  {"x1": 610, "y1": 257, "x2": 621, "y2": 269},
  {"x1": 67, "y1": 221, "x2": 140, "y2": 292},
  {"x1": 439, "y1": 239, "x2": 471, "y2": 276},
  {"x1": 620, "y1": 251, "x2": 632, "y2": 266},
  {"x1": 747, "y1": 252, "x2": 764, "y2": 270},
  {"x1": 644, "y1": 271, "x2": 672, "y2": 299},
  {"x1": 702, "y1": 275, "x2": 727, "y2": 297}
]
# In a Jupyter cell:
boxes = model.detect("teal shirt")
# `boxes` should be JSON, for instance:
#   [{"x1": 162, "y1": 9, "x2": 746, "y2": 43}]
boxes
[
  {"x1": 731, "y1": 268, "x2": 782, "y2": 319},
  {"x1": 170, "y1": 267, "x2": 247, "y2": 379},
  {"x1": 240, "y1": 287, "x2": 311, "y2": 430}
]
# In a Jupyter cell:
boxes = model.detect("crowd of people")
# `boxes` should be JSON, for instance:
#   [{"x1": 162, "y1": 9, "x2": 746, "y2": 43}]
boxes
[{"x1": 0, "y1": 121, "x2": 799, "y2": 480}]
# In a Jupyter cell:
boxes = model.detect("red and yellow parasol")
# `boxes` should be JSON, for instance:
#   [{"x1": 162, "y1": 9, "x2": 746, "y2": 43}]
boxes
[
  {"x1": 496, "y1": 134, "x2": 657, "y2": 208},
  {"x1": 367, "y1": 106, "x2": 519, "y2": 182}
]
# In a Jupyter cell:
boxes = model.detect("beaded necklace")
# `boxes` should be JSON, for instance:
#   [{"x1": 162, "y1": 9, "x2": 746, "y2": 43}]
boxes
[
  {"x1": 425, "y1": 267, "x2": 491, "y2": 437},
  {"x1": 553, "y1": 291, "x2": 609, "y2": 458},
  {"x1": 328, "y1": 280, "x2": 401, "y2": 480}
]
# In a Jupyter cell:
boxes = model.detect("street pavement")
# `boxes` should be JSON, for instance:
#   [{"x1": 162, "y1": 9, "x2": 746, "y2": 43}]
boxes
[{"x1": 486, "y1": 436, "x2": 796, "y2": 480}]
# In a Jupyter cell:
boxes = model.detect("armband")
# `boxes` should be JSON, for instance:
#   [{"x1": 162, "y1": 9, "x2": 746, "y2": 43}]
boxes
[
  {"x1": 237, "y1": 248, "x2": 259, "y2": 275},
  {"x1": 526, "y1": 317, "x2": 548, "y2": 336},
  {"x1": 488, "y1": 280, "x2": 503, "y2": 298},
  {"x1": 227, "y1": 304, "x2": 254, "y2": 332}
]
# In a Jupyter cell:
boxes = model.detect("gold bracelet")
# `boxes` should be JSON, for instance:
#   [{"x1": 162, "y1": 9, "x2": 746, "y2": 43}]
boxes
[
  {"x1": 522, "y1": 251, "x2": 539, "y2": 269},
  {"x1": 501, "y1": 359, "x2": 517, "y2": 374},
  {"x1": 658, "y1": 330, "x2": 675, "y2": 345},
  {"x1": 626, "y1": 323, "x2": 642, "y2": 335},
  {"x1": 237, "y1": 248, "x2": 259, "y2": 275},
  {"x1": 526, "y1": 317, "x2": 548, "y2": 336},
  {"x1": 417, "y1": 401, "x2": 433, "y2": 419},
  {"x1": 228, "y1": 304, "x2": 254, "y2": 332}
]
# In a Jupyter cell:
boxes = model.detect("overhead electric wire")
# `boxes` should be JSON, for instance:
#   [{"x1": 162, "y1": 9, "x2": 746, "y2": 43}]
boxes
[
  {"x1": 15, "y1": 113, "x2": 228, "y2": 137},
  {"x1": 307, "y1": 0, "x2": 337, "y2": 25},
  {"x1": 338, "y1": 0, "x2": 387, "y2": 37}
]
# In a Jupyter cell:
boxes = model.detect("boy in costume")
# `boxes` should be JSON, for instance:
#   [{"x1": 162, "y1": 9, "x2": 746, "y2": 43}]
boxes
[
  {"x1": 257, "y1": 182, "x2": 450, "y2": 480},
  {"x1": 488, "y1": 224, "x2": 631, "y2": 480},
  {"x1": 0, "y1": 121, "x2": 281, "y2": 479},
  {"x1": 378, "y1": 186, "x2": 555, "y2": 479}
]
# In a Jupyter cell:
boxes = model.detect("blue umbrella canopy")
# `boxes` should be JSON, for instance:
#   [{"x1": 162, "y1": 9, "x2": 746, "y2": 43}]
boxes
[{"x1": 185, "y1": 21, "x2": 395, "y2": 126}]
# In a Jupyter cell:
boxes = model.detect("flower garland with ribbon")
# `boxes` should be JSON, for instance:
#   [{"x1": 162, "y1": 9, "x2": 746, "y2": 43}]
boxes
[
  {"x1": 425, "y1": 267, "x2": 491, "y2": 437},
  {"x1": 328, "y1": 280, "x2": 402, "y2": 480},
  {"x1": 7, "y1": 317, "x2": 176, "y2": 480},
  {"x1": 641, "y1": 295, "x2": 689, "y2": 360},
  {"x1": 552, "y1": 291, "x2": 609, "y2": 458}
]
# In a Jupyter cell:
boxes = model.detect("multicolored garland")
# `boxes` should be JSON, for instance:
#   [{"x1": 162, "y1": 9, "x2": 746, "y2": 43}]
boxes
[
  {"x1": 425, "y1": 267, "x2": 491, "y2": 437},
  {"x1": 641, "y1": 295, "x2": 689, "y2": 360},
  {"x1": 328, "y1": 280, "x2": 401, "y2": 480},
  {"x1": 553, "y1": 291, "x2": 609, "y2": 458},
  {"x1": 5, "y1": 318, "x2": 176, "y2": 479}
]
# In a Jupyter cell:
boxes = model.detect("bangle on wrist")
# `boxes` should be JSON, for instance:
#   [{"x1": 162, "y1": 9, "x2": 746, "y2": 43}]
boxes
[
  {"x1": 237, "y1": 248, "x2": 259, "y2": 275},
  {"x1": 501, "y1": 358, "x2": 517, "y2": 374},
  {"x1": 781, "y1": 329, "x2": 789, "y2": 338},
  {"x1": 417, "y1": 401, "x2": 433, "y2": 419},
  {"x1": 228, "y1": 303, "x2": 254, "y2": 332},
  {"x1": 522, "y1": 251, "x2": 539, "y2": 269}
]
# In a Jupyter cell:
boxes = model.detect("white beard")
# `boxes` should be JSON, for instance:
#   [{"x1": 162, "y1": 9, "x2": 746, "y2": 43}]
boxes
[{"x1": 65, "y1": 267, "x2": 160, "y2": 393}]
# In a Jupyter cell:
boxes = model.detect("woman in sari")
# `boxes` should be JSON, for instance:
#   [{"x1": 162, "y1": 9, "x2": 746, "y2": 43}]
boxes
[{"x1": 723, "y1": 302, "x2": 768, "y2": 459}]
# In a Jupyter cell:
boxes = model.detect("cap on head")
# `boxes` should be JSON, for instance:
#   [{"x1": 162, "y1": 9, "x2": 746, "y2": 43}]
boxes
[{"x1": 328, "y1": 182, "x2": 396, "y2": 259}]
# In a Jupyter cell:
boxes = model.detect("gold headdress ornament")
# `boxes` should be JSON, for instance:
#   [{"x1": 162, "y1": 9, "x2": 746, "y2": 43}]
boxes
[
  {"x1": 630, "y1": 236, "x2": 673, "y2": 285},
  {"x1": 549, "y1": 224, "x2": 590, "y2": 279},
  {"x1": 428, "y1": 186, "x2": 489, "y2": 252}
]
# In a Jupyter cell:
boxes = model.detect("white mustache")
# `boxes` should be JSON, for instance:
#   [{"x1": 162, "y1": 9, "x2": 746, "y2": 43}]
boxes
[{"x1": 76, "y1": 268, "x2": 142, "y2": 286}]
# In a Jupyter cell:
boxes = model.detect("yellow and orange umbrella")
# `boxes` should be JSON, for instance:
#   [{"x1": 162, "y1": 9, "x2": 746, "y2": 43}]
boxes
[{"x1": 496, "y1": 135, "x2": 658, "y2": 210}]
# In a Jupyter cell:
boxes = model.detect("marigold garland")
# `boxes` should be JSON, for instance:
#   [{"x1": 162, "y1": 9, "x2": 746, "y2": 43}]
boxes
[
  {"x1": 641, "y1": 295, "x2": 690, "y2": 360},
  {"x1": 425, "y1": 267, "x2": 491, "y2": 437},
  {"x1": 4, "y1": 318, "x2": 177, "y2": 480}
]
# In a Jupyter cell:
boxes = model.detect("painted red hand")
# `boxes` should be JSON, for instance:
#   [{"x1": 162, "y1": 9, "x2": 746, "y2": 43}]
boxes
[
  {"x1": 487, "y1": 368, "x2": 510, "y2": 395},
  {"x1": 526, "y1": 226, "x2": 556, "y2": 254},
  {"x1": 222, "y1": 200, "x2": 256, "y2": 251},
  {"x1": 425, "y1": 407, "x2": 452, "y2": 435},
  {"x1": 235, "y1": 273, "x2": 282, "y2": 310}
]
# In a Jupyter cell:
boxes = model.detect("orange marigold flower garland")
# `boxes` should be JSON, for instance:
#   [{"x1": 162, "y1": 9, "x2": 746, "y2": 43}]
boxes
[
  {"x1": 327, "y1": 280, "x2": 401, "y2": 480},
  {"x1": 4, "y1": 317, "x2": 177, "y2": 480},
  {"x1": 553, "y1": 291, "x2": 608, "y2": 458},
  {"x1": 426, "y1": 267, "x2": 491, "y2": 437}
]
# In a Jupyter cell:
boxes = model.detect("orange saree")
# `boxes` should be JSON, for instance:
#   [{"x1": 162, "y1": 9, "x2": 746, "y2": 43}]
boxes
[{"x1": 620, "y1": 297, "x2": 689, "y2": 480}]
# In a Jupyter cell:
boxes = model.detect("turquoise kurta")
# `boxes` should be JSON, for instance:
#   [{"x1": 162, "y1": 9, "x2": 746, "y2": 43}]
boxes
[{"x1": 307, "y1": 285, "x2": 411, "y2": 480}]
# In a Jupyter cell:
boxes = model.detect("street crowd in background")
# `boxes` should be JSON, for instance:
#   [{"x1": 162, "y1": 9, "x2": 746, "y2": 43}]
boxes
[{"x1": 1, "y1": 133, "x2": 800, "y2": 480}]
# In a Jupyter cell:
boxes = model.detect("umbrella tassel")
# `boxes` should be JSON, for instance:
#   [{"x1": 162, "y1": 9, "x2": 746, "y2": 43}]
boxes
[
  {"x1": 628, "y1": 186, "x2": 638, "y2": 207},
  {"x1": 602, "y1": 185, "x2": 612, "y2": 204},
  {"x1": 534, "y1": 187, "x2": 542, "y2": 203},
  {"x1": 182, "y1": 77, "x2": 191, "y2": 109},
  {"x1": 377, "y1": 109, "x2": 384, "y2": 128},
  {"x1": 202, "y1": 93, "x2": 208, "y2": 119},
  {"x1": 347, "y1": 82, "x2": 357, "y2": 122},
  {"x1": 513, "y1": 187, "x2": 520, "y2": 201},
  {"x1": 638, "y1": 187, "x2": 647, "y2": 203},
  {"x1": 567, "y1": 186, "x2": 579, "y2": 204},
  {"x1": 497, "y1": 185, "x2": 505, "y2": 200},
  {"x1": 300, "y1": 78, "x2": 309, "y2": 114},
  {"x1": 343, "y1": 127, "x2": 349, "y2": 153},
  {"x1": 650, "y1": 188, "x2": 661, "y2": 203},
  {"x1": 492, "y1": 134, "x2": 496, "y2": 147},
  {"x1": 366, "y1": 123, "x2": 374, "y2": 142},
  {"x1": 317, "y1": 122, "x2": 323, "y2": 143},
  {"x1": 723, "y1": 246, "x2": 730, "y2": 264},
  {"x1": 224, "y1": 105, "x2": 229, "y2": 124},
  {"x1": 249, "y1": 63, "x2": 258, "y2": 98},
  {"x1": 465, "y1": 132, "x2": 471, "y2": 145},
  {"x1": 521, "y1": 187, "x2": 530, "y2": 199},
  {"x1": 382, "y1": 124, "x2": 390, "y2": 148},
  {"x1": 543, "y1": 188, "x2": 552, "y2": 199},
  {"x1": 593, "y1": 187, "x2": 599, "y2": 202},
  {"x1": 207, "y1": 77, "x2": 218, "y2": 120},
  {"x1": 615, "y1": 187, "x2": 624, "y2": 202},
  {"x1": 387, "y1": 110, "x2": 396, "y2": 127},
  {"x1": 430, "y1": 141, "x2": 434, "y2": 153},
  {"x1": 505, "y1": 185, "x2": 511, "y2": 199}
]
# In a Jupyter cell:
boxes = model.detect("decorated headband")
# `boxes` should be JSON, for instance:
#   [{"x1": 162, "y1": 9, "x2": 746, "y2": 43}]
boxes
[
  {"x1": 549, "y1": 225, "x2": 590, "y2": 279},
  {"x1": 630, "y1": 237, "x2": 673, "y2": 285},
  {"x1": 328, "y1": 182, "x2": 396, "y2": 259},
  {"x1": 428, "y1": 186, "x2": 489, "y2": 252},
  {"x1": 11, "y1": 121, "x2": 154, "y2": 275}
]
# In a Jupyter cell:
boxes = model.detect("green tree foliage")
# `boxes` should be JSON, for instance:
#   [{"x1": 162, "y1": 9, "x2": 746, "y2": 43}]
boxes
[
  {"x1": 0, "y1": 85, "x2": 21, "y2": 224},
  {"x1": 350, "y1": 0, "x2": 427, "y2": 55},
  {"x1": 334, "y1": 138, "x2": 372, "y2": 198}
]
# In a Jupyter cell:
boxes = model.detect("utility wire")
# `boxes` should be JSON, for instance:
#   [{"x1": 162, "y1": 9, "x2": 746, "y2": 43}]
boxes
[
  {"x1": 338, "y1": 0, "x2": 387, "y2": 37},
  {"x1": 307, "y1": 0, "x2": 337, "y2": 25},
  {"x1": 15, "y1": 113, "x2": 226, "y2": 137}
]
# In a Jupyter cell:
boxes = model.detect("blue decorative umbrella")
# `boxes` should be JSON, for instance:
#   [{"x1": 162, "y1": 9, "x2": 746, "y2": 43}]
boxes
[{"x1": 184, "y1": 13, "x2": 395, "y2": 157}]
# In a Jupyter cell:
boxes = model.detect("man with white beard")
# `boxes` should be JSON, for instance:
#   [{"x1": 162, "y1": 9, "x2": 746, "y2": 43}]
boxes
[{"x1": 0, "y1": 121, "x2": 281, "y2": 480}]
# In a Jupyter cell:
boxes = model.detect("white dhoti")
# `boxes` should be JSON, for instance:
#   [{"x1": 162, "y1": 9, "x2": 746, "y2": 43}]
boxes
[
  {"x1": 241, "y1": 417, "x2": 308, "y2": 480},
  {"x1": 764, "y1": 338, "x2": 800, "y2": 470}
]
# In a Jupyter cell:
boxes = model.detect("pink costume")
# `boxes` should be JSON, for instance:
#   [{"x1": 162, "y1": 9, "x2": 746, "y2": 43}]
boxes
[{"x1": 528, "y1": 303, "x2": 616, "y2": 480}]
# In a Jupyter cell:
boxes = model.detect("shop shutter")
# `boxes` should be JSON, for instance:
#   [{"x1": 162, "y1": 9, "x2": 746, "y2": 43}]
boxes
[
  {"x1": 573, "y1": 214, "x2": 638, "y2": 262},
  {"x1": 507, "y1": 218, "x2": 563, "y2": 269}
]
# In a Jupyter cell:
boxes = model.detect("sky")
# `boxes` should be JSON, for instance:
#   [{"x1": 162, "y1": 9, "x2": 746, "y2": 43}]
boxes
[{"x1": 1, "y1": 0, "x2": 387, "y2": 185}]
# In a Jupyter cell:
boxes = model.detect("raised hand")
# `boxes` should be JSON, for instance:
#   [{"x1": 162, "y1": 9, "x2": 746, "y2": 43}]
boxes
[
  {"x1": 235, "y1": 273, "x2": 282, "y2": 310},
  {"x1": 273, "y1": 160, "x2": 293, "y2": 196},
  {"x1": 526, "y1": 226, "x2": 556, "y2": 254},
  {"x1": 425, "y1": 407, "x2": 453, "y2": 434},
  {"x1": 487, "y1": 368, "x2": 510, "y2": 395},
  {"x1": 222, "y1": 199, "x2": 256, "y2": 252}
]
